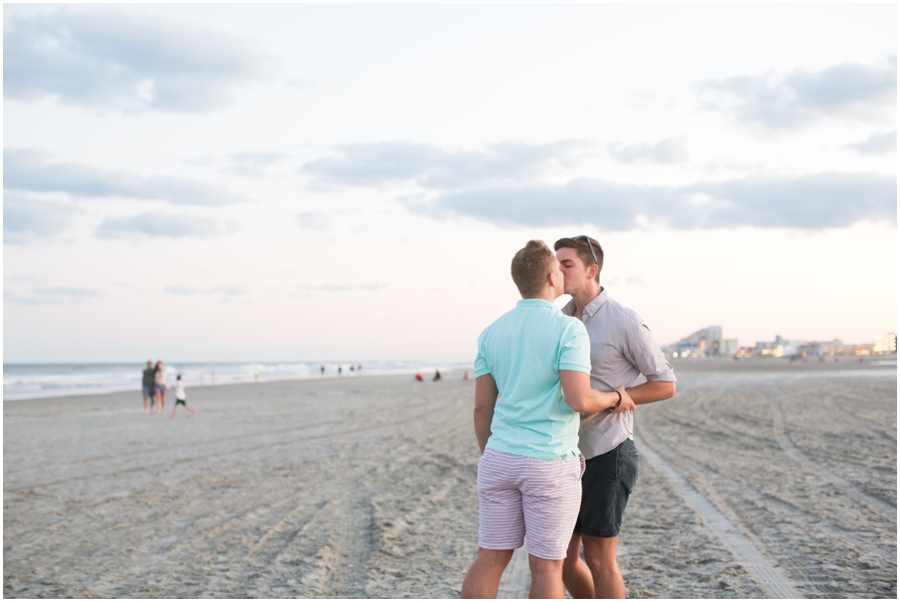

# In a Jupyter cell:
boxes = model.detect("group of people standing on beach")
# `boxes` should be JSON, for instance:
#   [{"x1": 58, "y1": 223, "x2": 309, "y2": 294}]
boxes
[
  {"x1": 461, "y1": 236, "x2": 676, "y2": 599},
  {"x1": 142, "y1": 360, "x2": 196, "y2": 419}
]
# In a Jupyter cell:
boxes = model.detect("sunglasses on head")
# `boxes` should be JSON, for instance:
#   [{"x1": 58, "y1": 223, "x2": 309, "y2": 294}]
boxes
[{"x1": 572, "y1": 235, "x2": 598, "y2": 264}]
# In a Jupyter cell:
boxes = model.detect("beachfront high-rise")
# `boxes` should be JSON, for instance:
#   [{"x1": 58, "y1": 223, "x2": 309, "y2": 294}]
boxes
[
  {"x1": 664, "y1": 326, "x2": 736, "y2": 358},
  {"x1": 873, "y1": 333, "x2": 898, "y2": 355}
]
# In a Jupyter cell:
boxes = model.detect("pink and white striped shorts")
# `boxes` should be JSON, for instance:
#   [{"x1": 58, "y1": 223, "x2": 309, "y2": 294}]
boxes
[{"x1": 477, "y1": 448, "x2": 585, "y2": 560}]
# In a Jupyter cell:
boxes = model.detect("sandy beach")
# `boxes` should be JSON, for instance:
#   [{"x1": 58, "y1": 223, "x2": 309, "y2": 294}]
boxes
[{"x1": 4, "y1": 360, "x2": 896, "y2": 598}]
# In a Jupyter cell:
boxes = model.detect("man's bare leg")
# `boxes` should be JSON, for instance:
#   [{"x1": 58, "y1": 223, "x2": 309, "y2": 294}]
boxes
[
  {"x1": 143, "y1": 396, "x2": 149, "y2": 414},
  {"x1": 170, "y1": 406, "x2": 178, "y2": 420},
  {"x1": 185, "y1": 404, "x2": 197, "y2": 418},
  {"x1": 582, "y1": 534, "x2": 625, "y2": 599},
  {"x1": 562, "y1": 533, "x2": 595, "y2": 598},
  {"x1": 461, "y1": 548, "x2": 513, "y2": 598},
  {"x1": 528, "y1": 554, "x2": 566, "y2": 598}
]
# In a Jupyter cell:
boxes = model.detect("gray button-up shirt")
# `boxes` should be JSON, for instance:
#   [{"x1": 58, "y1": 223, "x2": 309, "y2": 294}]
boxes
[{"x1": 561, "y1": 288, "x2": 676, "y2": 459}]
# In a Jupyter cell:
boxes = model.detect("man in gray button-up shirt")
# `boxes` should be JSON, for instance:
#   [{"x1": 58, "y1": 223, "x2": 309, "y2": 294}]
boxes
[{"x1": 554, "y1": 235, "x2": 676, "y2": 599}]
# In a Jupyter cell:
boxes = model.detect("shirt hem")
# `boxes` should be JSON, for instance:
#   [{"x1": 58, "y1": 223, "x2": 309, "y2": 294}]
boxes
[{"x1": 486, "y1": 441, "x2": 580, "y2": 462}]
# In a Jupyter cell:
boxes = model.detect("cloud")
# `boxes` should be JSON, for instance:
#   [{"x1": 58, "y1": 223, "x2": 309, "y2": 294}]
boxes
[
  {"x1": 846, "y1": 131, "x2": 896, "y2": 156},
  {"x1": 608, "y1": 137, "x2": 688, "y2": 164},
  {"x1": 165, "y1": 284, "x2": 248, "y2": 296},
  {"x1": 285, "y1": 76, "x2": 315, "y2": 88},
  {"x1": 3, "y1": 192, "x2": 81, "y2": 244},
  {"x1": 5, "y1": 148, "x2": 246, "y2": 205},
  {"x1": 3, "y1": 8, "x2": 278, "y2": 113},
  {"x1": 4, "y1": 286, "x2": 103, "y2": 306},
  {"x1": 406, "y1": 172, "x2": 896, "y2": 231},
  {"x1": 699, "y1": 57, "x2": 896, "y2": 129},
  {"x1": 293, "y1": 283, "x2": 389, "y2": 297},
  {"x1": 96, "y1": 211, "x2": 239, "y2": 239},
  {"x1": 4, "y1": 274, "x2": 41, "y2": 284},
  {"x1": 296, "y1": 211, "x2": 331, "y2": 230},
  {"x1": 300, "y1": 139, "x2": 593, "y2": 190},
  {"x1": 224, "y1": 152, "x2": 293, "y2": 178}
]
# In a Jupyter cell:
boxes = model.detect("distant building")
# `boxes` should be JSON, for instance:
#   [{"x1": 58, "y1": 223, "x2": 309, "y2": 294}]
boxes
[
  {"x1": 718, "y1": 339, "x2": 740, "y2": 356},
  {"x1": 793, "y1": 339, "x2": 844, "y2": 357},
  {"x1": 848, "y1": 344, "x2": 874, "y2": 356},
  {"x1": 873, "y1": 333, "x2": 897, "y2": 354},
  {"x1": 754, "y1": 335, "x2": 810, "y2": 358},
  {"x1": 666, "y1": 326, "x2": 725, "y2": 358}
]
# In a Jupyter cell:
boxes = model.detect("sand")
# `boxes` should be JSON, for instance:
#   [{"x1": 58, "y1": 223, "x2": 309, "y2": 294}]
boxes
[{"x1": 3, "y1": 360, "x2": 896, "y2": 598}]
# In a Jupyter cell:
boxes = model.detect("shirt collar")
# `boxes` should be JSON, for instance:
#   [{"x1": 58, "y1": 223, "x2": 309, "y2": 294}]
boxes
[
  {"x1": 516, "y1": 298, "x2": 557, "y2": 310},
  {"x1": 561, "y1": 288, "x2": 609, "y2": 318}
]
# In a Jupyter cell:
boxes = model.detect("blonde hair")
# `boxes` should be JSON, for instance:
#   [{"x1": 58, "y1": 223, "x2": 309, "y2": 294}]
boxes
[{"x1": 511, "y1": 240, "x2": 554, "y2": 297}]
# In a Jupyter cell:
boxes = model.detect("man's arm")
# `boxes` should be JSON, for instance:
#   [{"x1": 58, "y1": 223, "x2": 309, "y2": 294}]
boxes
[
  {"x1": 627, "y1": 380, "x2": 676, "y2": 405},
  {"x1": 624, "y1": 320, "x2": 677, "y2": 406},
  {"x1": 474, "y1": 374, "x2": 499, "y2": 454},
  {"x1": 560, "y1": 371, "x2": 634, "y2": 414}
]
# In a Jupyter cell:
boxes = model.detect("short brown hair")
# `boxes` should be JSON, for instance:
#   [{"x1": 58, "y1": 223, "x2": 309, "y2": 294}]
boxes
[
  {"x1": 554, "y1": 236, "x2": 603, "y2": 282},
  {"x1": 511, "y1": 240, "x2": 555, "y2": 297}
]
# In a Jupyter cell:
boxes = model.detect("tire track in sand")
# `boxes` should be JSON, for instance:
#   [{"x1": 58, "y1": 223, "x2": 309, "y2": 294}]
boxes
[
  {"x1": 641, "y1": 405, "x2": 894, "y2": 597},
  {"x1": 634, "y1": 427, "x2": 803, "y2": 599},
  {"x1": 5, "y1": 399, "x2": 452, "y2": 493},
  {"x1": 770, "y1": 401, "x2": 896, "y2": 520},
  {"x1": 10, "y1": 394, "x2": 436, "y2": 475}
]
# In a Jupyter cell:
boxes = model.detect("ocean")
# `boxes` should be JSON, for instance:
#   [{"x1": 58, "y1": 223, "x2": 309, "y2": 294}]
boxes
[{"x1": 2, "y1": 360, "x2": 473, "y2": 401}]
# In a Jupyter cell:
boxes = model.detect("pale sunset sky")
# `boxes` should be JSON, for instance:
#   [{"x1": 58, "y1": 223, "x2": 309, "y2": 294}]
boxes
[{"x1": 3, "y1": 3, "x2": 897, "y2": 363}]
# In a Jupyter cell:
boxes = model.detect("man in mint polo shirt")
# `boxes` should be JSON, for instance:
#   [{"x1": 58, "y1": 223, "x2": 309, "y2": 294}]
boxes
[
  {"x1": 555, "y1": 235, "x2": 676, "y2": 599},
  {"x1": 461, "y1": 240, "x2": 634, "y2": 599}
]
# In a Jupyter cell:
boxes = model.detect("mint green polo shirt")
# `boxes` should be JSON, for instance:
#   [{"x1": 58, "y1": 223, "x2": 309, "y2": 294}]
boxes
[{"x1": 474, "y1": 298, "x2": 592, "y2": 460}]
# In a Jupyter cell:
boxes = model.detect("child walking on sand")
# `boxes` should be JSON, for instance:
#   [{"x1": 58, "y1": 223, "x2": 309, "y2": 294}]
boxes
[{"x1": 170, "y1": 375, "x2": 197, "y2": 419}]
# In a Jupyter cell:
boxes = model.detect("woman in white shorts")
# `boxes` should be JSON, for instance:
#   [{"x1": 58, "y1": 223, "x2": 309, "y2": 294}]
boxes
[{"x1": 461, "y1": 241, "x2": 633, "y2": 599}]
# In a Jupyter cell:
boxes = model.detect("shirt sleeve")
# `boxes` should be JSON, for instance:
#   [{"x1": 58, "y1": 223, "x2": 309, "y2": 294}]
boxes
[
  {"x1": 625, "y1": 319, "x2": 677, "y2": 382},
  {"x1": 473, "y1": 328, "x2": 491, "y2": 378},
  {"x1": 558, "y1": 320, "x2": 592, "y2": 374}
]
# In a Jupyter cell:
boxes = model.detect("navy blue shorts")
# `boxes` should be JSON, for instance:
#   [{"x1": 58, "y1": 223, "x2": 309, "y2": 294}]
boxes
[
  {"x1": 175, "y1": 398, "x2": 186, "y2": 406},
  {"x1": 573, "y1": 438, "x2": 639, "y2": 538}
]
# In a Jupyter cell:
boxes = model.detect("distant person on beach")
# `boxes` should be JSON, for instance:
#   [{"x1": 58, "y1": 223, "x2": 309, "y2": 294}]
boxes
[
  {"x1": 169, "y1": 375, "x2": 197, "y2": 419},
  {"x1": 320, "y1": 365, "x2": 325, "y2": 376},
  {"x1": 154, "y1": 361, "x2": 167, "y2": 414},
  {"x1": 433, "y1": 370, "x2": 441, "y2": 382},
  {"x1": 554, "y1": 235, "x2": 676, "y2": 599},
  {"x1": 461, "y1": 240, "x2": 633, "y2": 599},
  {"x1": 142, "y1": 361, "x2": 155, "y2": 414}
]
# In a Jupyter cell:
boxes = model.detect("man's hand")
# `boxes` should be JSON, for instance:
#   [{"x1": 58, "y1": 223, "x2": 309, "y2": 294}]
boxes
[
  {"x1": 581, "y1": 386, "x2": 635, "y2": 421},
  {"x1": 610, "y1": 385, "x2": 635, "y2": 413}
]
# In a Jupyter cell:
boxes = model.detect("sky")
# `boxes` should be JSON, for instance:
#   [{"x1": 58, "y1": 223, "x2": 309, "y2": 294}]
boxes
[{"x1": 3, "y1": 3, "x2": 897, "y2": 363}]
